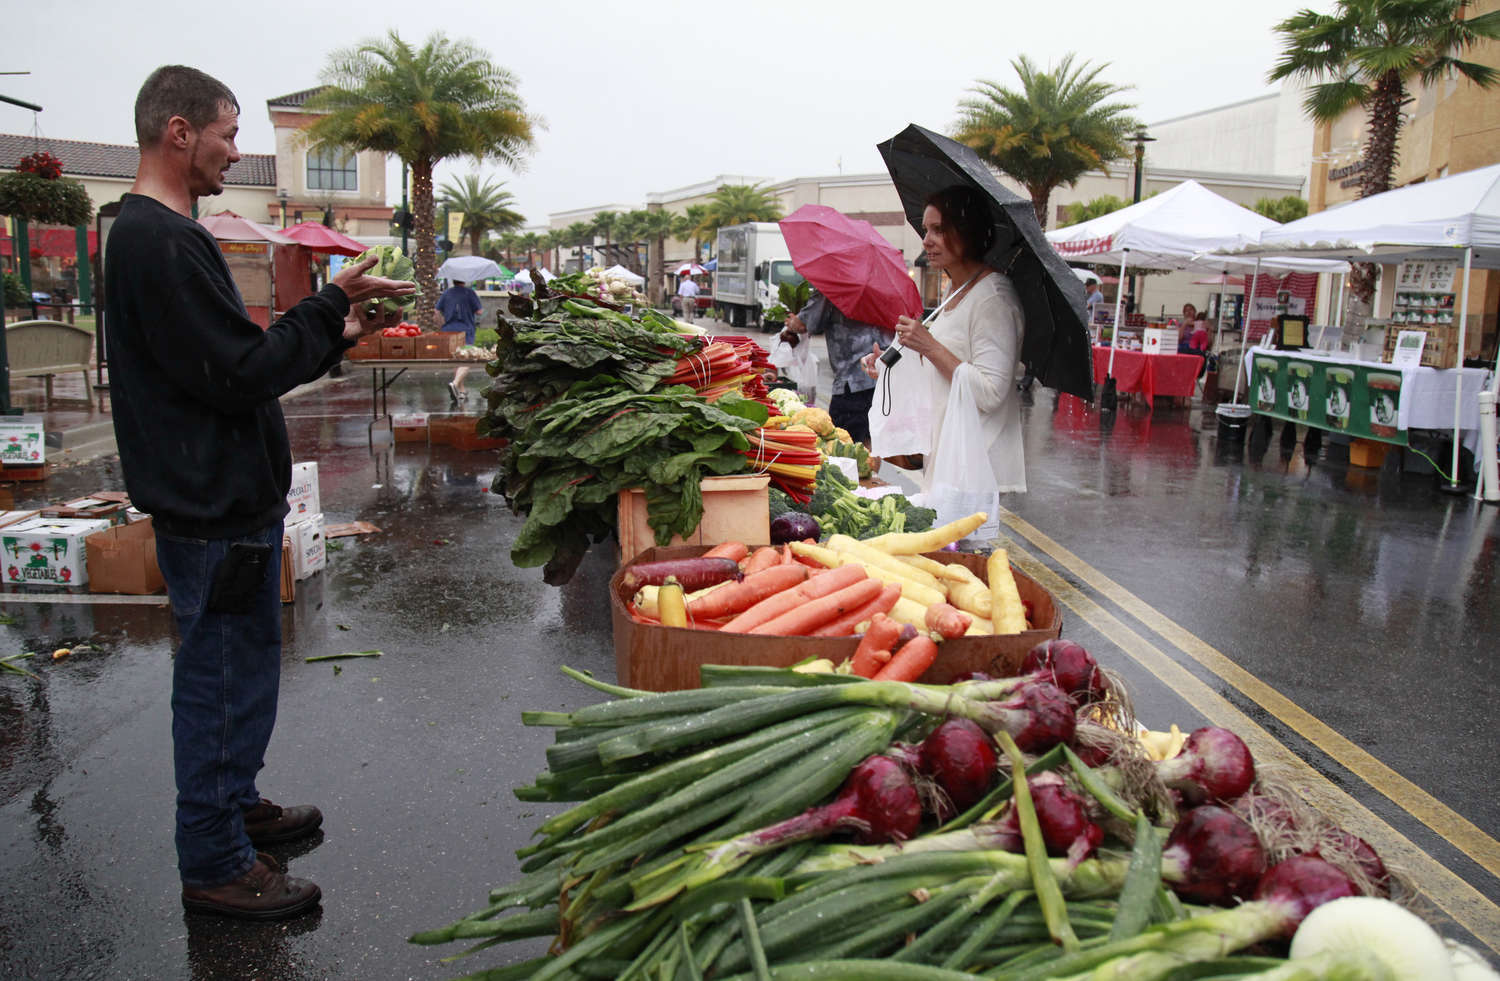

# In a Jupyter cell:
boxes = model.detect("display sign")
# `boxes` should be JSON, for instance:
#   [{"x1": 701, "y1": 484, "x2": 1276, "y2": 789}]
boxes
[
  {"x1": 1250, "y1": 351, "x2": 1408, "y2": 445},
  {"x1": 1390, "y1": 330, "x2": 1427, "y2": 368}
]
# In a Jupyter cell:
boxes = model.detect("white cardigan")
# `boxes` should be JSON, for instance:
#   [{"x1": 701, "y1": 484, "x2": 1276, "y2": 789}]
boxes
[{"x1": 922, "y1": 271, "x2": 1027, "y2": 494}]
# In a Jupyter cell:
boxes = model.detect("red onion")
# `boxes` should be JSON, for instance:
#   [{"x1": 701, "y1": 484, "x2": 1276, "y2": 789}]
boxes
[
  {"x1": 1000, "y1": 681, "x2": 1077, "y2": 753},
  {"x1": 1252, "y1": 854, "x2": 1359, "y2": 937},
  {"x1": 988, "y1": 773, "x2": 1103, "y2": 866},
  {"x1": 1157, "y1": 727, "x2": 1256, "y2": 804},
  {"x1": 735, "y1": 754, "x2": 922, "y2": 850},
  {"x1": 1020, "y1": 640, "x2": 1105, "y2": 703},
  {"x1": 1162, "y1": 804, "x2": 1268, "y2": 905},
  {"x1": 916, "y1": 718, "x2": 998, "y2": 817}
]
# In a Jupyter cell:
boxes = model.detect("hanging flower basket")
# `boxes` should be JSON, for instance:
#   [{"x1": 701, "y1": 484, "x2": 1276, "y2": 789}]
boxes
[{"x1": 0, "y1": 153, "x2": 94, "y2": 227}]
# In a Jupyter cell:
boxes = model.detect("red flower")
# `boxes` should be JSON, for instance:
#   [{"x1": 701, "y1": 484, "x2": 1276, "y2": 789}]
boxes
[
  {"x1": 59, "y1": 568, "x2": 72, "y2": 581},
  {"x1": 7, "y1": 566, "x2": 17, "y2": 581},
  {"x1": 17, "y1": 151, "x2": 63, "y2": 180}
]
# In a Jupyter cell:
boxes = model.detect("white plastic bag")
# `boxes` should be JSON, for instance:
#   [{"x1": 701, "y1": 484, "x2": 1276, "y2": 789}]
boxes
[
  {"x1": 868, "y1": 353, "x2": 933, "y2": 458},
  {"x1": 926, "y1": 363, "x2": 999, "y2": 541},
  {"x1": 768, "y1": 334, "x2": 819, "y2": 405}
]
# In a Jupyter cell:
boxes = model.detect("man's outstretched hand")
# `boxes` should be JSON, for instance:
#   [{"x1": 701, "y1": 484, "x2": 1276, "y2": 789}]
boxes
[{"x1": 333, "y1": 254, "x2": 418, "y2": 339}]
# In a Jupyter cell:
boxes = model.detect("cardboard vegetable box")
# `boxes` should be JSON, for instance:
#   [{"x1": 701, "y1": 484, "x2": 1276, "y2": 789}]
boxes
[
  {"x1": 609, "y1": 545, "x2": 1062, "y2": 692},
  {"x1": 2, "y1": 517, "x2": 113, "y2": 587},
  {"x1": 85, "y1": 517, "x2": 164, "y2": 595}
]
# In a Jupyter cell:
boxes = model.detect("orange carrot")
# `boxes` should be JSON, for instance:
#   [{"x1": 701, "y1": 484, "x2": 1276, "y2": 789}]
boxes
[
  {"x1": 811, "y1": 584, "x2": 904, "y2": 638},
  {"x1": 703, "y1": 541, "x2": 749, "y2": 562},
  {"x1": 743, "y1": 546, "x2": 782, "y2": 575},
  {"x1": 780, "y1": 544, "x2": 795, "y2": 565},
  {"x1": 721, "y1": 564, "x2": 869, "y2": 633},
  {"x1": 848, "y1": 613, "x2": 904, "y2": 677},
  {"x1": 686, "y1": 564, "x2": 808, "y2": 621},
  {"x1": 924, "y1": 602, "x2": 973, "y2": 641},
  {"x1": 749, "y1": 579, "x2": 885, "y2": 636},
  {"x1": 872, "y1": 634, "x2": 941, "y2": 682}
]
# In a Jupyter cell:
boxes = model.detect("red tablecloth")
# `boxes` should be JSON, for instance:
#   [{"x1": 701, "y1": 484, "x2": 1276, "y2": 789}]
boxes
[{"x1": 1092, "y1": 346, "x2": 1202, "y2": 406}]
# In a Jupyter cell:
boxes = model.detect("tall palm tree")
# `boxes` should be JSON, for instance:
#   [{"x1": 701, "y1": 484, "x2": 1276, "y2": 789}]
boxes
[
  {"x1": 519, "y1": 231, "x2": 542, "y2": 272},
  {"x1": 304, "y1": 30, "x2": 537, "y2": 328},
  {"x1": 437, "y1": 173, "x2": 525, "y2": 255},
  {"x1": 682, "y1": 203, "x2": 711, "y2": 262},
  {"x1": 1271, "y1": 0, "x2": 1500, "y2": 202},
  {"x1": 563, "y1": 221, "x2": 594, "y2": 272},
  {"x1": 592, "y1": 210, "x2": 621, "y2": 268},
  {"x1": 495, "y1": 230, "x2": 521, "y2": 268},
  {"x1": 543, "y1": 229, "x2": 565, "y2": 274},
  {"x1": 955, "y1": 54, "x2": 1138, "y2": 229},
  {"x1": 701, "y1": 183, "x2": 782, "y2": 236},
  {"x1": 638, "y1": 209, "x2": 681, "y2": 306}
]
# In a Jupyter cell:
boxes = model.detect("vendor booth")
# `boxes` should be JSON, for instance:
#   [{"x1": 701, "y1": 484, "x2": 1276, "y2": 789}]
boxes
[
  {"x1": 197, "y1": 214, "x2": 297, "y2": 328},
  {"x1": 1233, "y1": 162, "x2": 1500, "y2": 498},
  {"x1": 1045, "y1": 181, "x2": 1347, "y2": 407}
]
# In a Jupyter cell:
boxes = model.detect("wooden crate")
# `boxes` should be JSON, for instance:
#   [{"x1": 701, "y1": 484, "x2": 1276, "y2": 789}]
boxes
[
  {"x1": 380, "y1": 335, "x2": 416, "y2": 359},
  {"x1": 610, "y1": 545, "x2": 1062, "y2": 691},
  {"x1": 416, "y1": 333, "x2": 460, "y2": 359},
  {"x1": 616, "y1": 475, "x2": 770, "y2": 562},
  {"x1": 347, "y1": 334, "x2": 381, "y2": 360},
  {"x1": 1382, "y1": 322, "x2": 1459, "y2": 369}
]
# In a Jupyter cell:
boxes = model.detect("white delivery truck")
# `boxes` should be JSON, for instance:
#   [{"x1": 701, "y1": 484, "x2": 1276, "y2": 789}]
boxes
[{"x1": 712, "y1": 222, "x2": 802, "y2": 331}]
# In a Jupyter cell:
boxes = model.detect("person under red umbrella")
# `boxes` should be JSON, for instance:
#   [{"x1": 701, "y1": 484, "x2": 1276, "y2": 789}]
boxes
[{"x1": 783, "y1": 292, "x2": 891, "y2": 444}]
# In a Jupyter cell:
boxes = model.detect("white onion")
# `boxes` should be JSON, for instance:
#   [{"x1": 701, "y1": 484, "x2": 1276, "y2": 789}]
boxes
[
  {"x1": 1290, "y1": 896, "x2": 1454, "y2": 981},
  {"x1": 1450, "y1": 941, "x2": 1500, "y2": 981}
]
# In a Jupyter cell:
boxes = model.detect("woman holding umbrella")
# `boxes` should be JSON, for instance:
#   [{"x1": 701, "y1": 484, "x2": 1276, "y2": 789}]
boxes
[{"x1": 863, "y1": 185, "x2": 1027, "y2": 494}]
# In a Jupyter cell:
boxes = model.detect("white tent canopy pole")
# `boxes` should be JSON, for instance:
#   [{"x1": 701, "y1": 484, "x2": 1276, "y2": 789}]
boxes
[
  {"x1": 1448, "y1": 247, "x2": 1473, "y2": 489},
  {"x1": 1232, "y1": 258, "x2": 1262, "y2": 404},
  {"x1": 1106, "y1": 250, "x2": 1130, "y2": 379}
]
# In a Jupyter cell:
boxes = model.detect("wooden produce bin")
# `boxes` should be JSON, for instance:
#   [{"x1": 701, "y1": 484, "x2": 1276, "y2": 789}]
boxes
[
  {"x1": 610, "y1": 545, "x2": 1062, "y2": 691},
  {"x1": 617, "y1": 475, "x2": 770, "y2": 561},
  {"x1": 381, "y1": 335, "x2": 416, "y2": 359},
  {"x1": 348, "y1": 334, "x2": 381, "y2": 360},
  {"x1": 417, "y1": 333, "x2": 460, "y2": 359}
]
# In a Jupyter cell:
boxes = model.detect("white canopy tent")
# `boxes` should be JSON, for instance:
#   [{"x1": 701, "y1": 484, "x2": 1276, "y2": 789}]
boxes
[
  {"x1": 602, "y1": 264, "x2": 645, "y2": 286},
  {"x1": 1046, "y1": 181, "x2": 1347, "y2": 391},
  {"x1": 1233, "y1": 163, "x2": 1500, "y2": 499}
]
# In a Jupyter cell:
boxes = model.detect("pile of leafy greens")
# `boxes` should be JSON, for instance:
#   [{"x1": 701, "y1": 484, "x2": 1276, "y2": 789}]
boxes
[{"x1": 483, "y1": 292, "x2": 765, "y2": 584}]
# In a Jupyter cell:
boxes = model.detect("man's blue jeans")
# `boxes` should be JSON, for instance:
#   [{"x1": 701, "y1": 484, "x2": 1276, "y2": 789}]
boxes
[{"x1": 154, "y1": 522, "x2": 284, "y2": 888}]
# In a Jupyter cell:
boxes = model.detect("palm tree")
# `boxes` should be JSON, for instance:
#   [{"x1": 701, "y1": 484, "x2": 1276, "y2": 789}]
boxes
[
  {"x1": 700, "y1": 183, "x2": 782, "y2": 242},
  {"x1": 682, "y1": 204, "x2": 711, "y2": 262},
  {"x1": 437, "y1": 173, "x2": 525, "y2": 256},
  {"x1": 592, "y1": 210, "x2": 622, "y2": 268},
  {"x1": 1252, "y1": 195, "x2": 1310, "y2": 224},
  {"x1": 1059, "y1": 194, "x2": 1131, "y2": 227},
  {"x1": 563, "y1": 221, "x2": 594, "y2": 272},
  {"x1": 955, "y1": 54, "x2": 1138, "y2": 229},
  {"x1": 543, "y1": 229, "x2": 565, "y2": 274},
  {"x1": 620, "y1": 210, "x2": 655, "y2": 274},
  {"x1": 1270, "y1": 0, "x2": 1500, "y2": 300},
  {"x1": 304, "y1": 30, "x2": 537, "y2": 328},
  {"x1": 637, "y1": 210, "x2": 681, "y2": 306},
  {"x1": 519, "y1": 231, "x2": 542, "y2": 272}
]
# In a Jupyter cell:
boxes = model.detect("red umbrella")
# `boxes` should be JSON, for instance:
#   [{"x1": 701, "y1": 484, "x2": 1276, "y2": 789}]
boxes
[
  {"x1": 198, "y1": 213, "x2": 294, "y2": 244},
  {"x1": 778, "y1": 204, "x2": 920, "y2": 328},
  {"x1": 280, "y1": 221, "x2": 371, "y2": 257}
]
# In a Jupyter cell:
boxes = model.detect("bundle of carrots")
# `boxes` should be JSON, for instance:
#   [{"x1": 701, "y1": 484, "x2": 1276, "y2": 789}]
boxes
[{"x1": 742, "y1": 427, "x2": 819, "y2": 503}]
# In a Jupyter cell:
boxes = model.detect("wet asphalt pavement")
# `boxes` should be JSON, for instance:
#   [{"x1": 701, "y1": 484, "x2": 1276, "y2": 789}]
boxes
[{"x1": 0, "y1": 336, "x2": 1497, "y2": 978}]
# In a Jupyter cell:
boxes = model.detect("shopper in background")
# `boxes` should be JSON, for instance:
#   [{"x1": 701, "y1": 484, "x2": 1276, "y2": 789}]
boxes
[
  {"x1": 786, "y1": 292, "x2": 891, "y2": 444},
  {"x1": 437, "y1": 279, "x2": 484, "y2": 403},
  {"x1": 677, "y1": 272, "x2": 700, "y2": 323},
  {"x1": 106, "y1": 64, "x2": 414, "y2": 921}
]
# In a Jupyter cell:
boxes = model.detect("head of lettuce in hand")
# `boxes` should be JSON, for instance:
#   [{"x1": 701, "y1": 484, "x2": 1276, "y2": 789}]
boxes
[{"x1": 351, "y1": 246, "x2": 420, "y2": 322}]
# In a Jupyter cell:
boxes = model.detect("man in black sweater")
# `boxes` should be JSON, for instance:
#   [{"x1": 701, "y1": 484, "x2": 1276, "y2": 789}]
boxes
[{"x1": 105, "y1": 65, "x2": 414, "y2": 920}]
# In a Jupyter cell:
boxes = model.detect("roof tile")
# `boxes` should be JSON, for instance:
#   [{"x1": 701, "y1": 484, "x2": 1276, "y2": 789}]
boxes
[{"x1": 0, "y1": 133, "x2": 275, "y2": 186}]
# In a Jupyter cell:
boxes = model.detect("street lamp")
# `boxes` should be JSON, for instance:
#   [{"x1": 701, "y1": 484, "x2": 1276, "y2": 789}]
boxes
[
  {"x1": 1126, "y1": 126, "x2": 1155, "y2": 315},
  {"x1": 276, "y1": 188, "x2": 289, "y2": 229}
]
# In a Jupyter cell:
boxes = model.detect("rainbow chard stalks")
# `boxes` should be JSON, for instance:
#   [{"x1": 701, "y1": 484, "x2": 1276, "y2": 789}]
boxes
[
  {"x1": 1157, "y1": 725, "x2": 1256, "y2": 804},
  {"x1": 1161, "y1": 804, "x2": 1268, "y2": 905},
  {"x1": 628, "y1": 753, "x2": 921, "y2": 909}
]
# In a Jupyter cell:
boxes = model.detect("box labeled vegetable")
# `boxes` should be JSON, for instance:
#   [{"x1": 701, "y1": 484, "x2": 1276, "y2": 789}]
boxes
[
  {"x1": 286, "y1": 462, "x2": 320, "y2": 526},
  {"x1": 609, "y1": 545, "x2": 1061, "y2": 692},
  {"x1": 2, "y1": 517, "x2": 113, "y2": 587},
  {"x1": 0, "y1": 415, "x2": 45, "y2": 465},
  {"x1": 289, "y1": 513, "x2": 325, "y2": 581}
]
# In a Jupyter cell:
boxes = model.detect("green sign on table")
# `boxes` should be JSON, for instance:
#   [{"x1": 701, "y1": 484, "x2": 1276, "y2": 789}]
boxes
[{"x1": 1249, "y1": 352, "x2": 1407, "y2": 446}]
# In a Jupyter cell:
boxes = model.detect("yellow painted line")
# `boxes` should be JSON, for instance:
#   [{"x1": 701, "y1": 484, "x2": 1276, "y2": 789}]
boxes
[
  {"x1": 998, "y1": 510, "x2": 1500, "y2": 880},
  {"x1": 994, "y1": 525, "x2": 1500, "y2": 957}
]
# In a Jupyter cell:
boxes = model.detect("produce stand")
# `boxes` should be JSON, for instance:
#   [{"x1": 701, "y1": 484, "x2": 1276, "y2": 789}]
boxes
[
  {"x1": 610, "y1": 544, "x2": 1061, "y2": 691},
  {"x1": 1242, "y1": 346, "x2": 1491, "y2": 456},
  {"x1": 1089, "y1": 345, "x2": 1200, "y2": 407}
]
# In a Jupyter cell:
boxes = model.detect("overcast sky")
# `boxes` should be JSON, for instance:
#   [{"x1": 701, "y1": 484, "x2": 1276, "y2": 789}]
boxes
[{"x1": 4, "y1": 0, "x2": 1321, "y2": 224}]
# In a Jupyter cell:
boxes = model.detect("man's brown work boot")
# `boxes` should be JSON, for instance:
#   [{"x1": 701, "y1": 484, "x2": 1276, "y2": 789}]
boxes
[
  {"x1": 181, "y1": 852, "x2": 321, "y2": 920},
  {"x1": 243, "y1": 798, "x2": 323, "y2": 846}
]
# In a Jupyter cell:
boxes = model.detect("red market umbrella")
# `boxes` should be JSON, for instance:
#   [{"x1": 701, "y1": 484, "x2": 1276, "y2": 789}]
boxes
[
  {"x1": 198, "y1": 213, "x2": 294, "y2": 245},
  {"x1": 675, "y1": 262, "x2": 707, "y2": 276},
  {"x1": 280, "y1": 221, "x2": 371, "y2": 257},
  {"x1": 778, "y1": 203, "x2": 920, "y2": 328}
]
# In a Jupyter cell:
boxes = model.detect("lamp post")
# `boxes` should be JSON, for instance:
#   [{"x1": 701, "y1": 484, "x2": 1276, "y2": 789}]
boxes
[
  {"x1": 1126, "y1": 126, "x2": 1155, "y2": 316},
  {"x1": 276, "y1": 188, "x2": 289, "y2": 229}
]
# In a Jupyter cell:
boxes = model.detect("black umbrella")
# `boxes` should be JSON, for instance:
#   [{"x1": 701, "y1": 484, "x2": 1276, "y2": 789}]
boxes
[{"x1": 877, "y1": 123, "x2": 1094, "y2": 401}]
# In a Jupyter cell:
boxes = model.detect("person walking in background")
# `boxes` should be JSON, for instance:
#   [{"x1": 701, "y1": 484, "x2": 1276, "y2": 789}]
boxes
[
  {"x1": 437, "y1": 279, "x2": 483, "y2": 403},
  {"x1": 105, "y1": 65, "x2": 414, "y2": 921},
  {"x1": 1085, "y1": 280, "x2": 1105, "y2": 315},
  {"x1": 677, "y1": 272, "x2": 700, "y2": 323},
  {"x1": 785, "y1": 292, "x2": 892, "y2": 444}
]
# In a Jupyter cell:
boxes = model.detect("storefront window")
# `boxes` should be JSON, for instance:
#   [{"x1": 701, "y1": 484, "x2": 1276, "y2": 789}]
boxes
[{"x1": 307, "y1": 148, "x2": 357, "y2": 192}]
